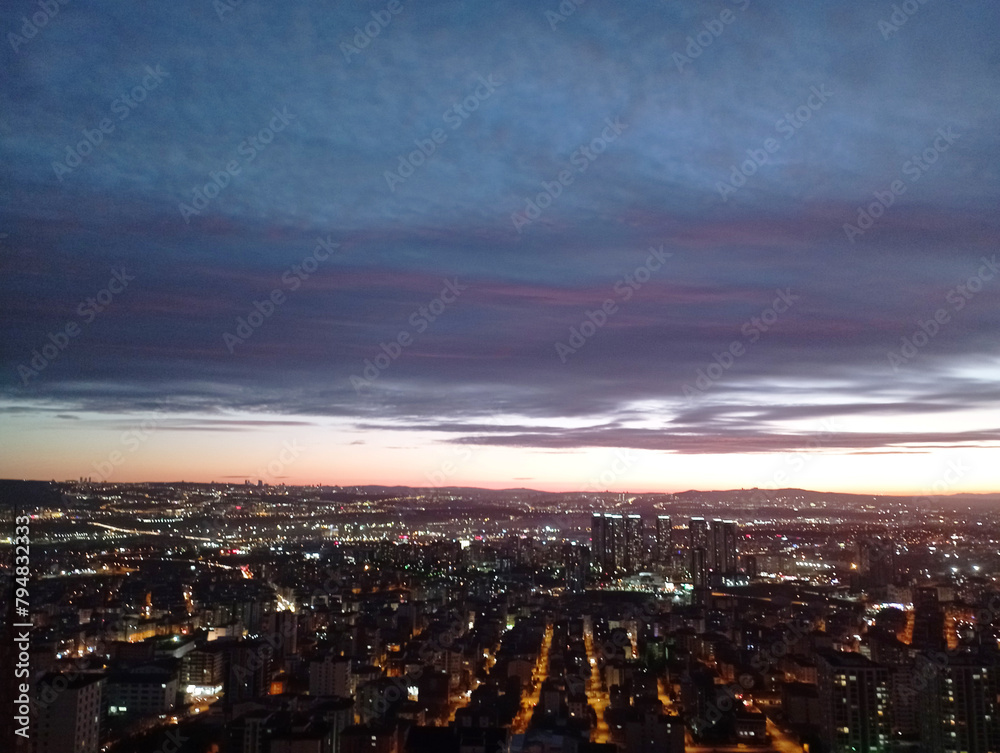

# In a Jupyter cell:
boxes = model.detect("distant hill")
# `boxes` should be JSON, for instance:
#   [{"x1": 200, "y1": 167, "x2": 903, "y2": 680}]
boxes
[
  {"x1": 0, "y1": 480, "x2": 64, "y2": 510},
  {"x1": 0, "y1": 480, "x2": 997, "y2": 508}
]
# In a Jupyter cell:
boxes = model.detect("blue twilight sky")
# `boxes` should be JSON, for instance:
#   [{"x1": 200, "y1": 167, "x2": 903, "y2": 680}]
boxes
[{"x1": 1, "y1": 0, "x2": 999, "y2": 493}]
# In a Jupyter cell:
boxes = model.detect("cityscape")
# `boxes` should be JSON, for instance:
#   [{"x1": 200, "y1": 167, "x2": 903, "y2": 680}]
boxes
[
  {"x1": 3, "y1": 1, "x2": 1000, "y2": 753},
  {"x1": 4, "y1": 480, "x2": 1000, "y2": 752}
]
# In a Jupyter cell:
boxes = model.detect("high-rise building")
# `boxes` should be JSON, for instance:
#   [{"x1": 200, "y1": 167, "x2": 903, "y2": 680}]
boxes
[
  {"x1": 688, "y1": 517, "x2": 708, "y2": 551},
  {"x1": 591, "y1": 513, "x2": 644, "y2": 576},
  {"x1": 654, "y1": 515, "x2": 672, "y2": 566},
  {"x1": 591, "y1": 513, "x2": 607, "y2": 574},
  {"x1": 219, "y1": 638, "x2": 273, "y2": 706},
  {"x1": 310, "y1": 656, "x2": 354, "y2": 698},
  {"x1": 687, "y1": 517, "x2": 739, "y2": 588},
  {"x1": 181, "y1": 644, "x2": 225, "y2": 690},
  {"x1": 341, "y1": 724, "x2": 401, "y2": 753},
  {"x1": 688, "y1": 517, "x2": 708, "y2": 584},
  {"x1": 690, "y1": 547, "x2": 708, "y2": 590},
  {"x1": 918, "y1": 653, "x2": 1000, "y2": 753},
  {"x1": 34, "y1": 673, "x2": 104, "y2": 753},
  {"x1": 625, "y1": 514, "x2": 644, "y2": 572},
  {"x1": 912, "y1": 585, "x2": 947, "y2": 650},
  {"x1": 858, "y1": 538, "x2": 896, "y2": 589},
  {"x1": 686, "y1": 517, "x2": 738, "y2": 585},
  {"x1": 106, "y1": 666, "x2": 178, "y2": 719},
  {"x1": 624, "y1": 711, "x2": 685, "y2": 753},
  {"x1": 816, "y1": 650, "x2": 891, "y2": 753},
  {"x1": 710, "y1": 519, "x2": 739, "y2": 575},
  {"x1": 563, "y1": 542, "x2": 590, "y2": 592}
]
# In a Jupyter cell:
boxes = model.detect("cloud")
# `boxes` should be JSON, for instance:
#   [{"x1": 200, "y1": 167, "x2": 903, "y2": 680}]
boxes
[
  {"x1": 448, "y1": 428, "x2": 1000, "y2": 455},
  {"x1": 1, "y1": 0, "x2": 999, "y2": 472}
]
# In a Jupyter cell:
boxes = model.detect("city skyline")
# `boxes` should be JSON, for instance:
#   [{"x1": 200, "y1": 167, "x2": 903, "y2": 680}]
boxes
[
  {"x1": 3, "y1": 1, "x2": 1000, "y2": 496},
  {"x1": 4, "y1": 475, "x2": 1000, "y2": 752}
]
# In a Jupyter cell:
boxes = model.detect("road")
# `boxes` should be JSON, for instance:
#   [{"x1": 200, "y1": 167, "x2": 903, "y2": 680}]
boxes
[
  {"x1": 583, "y1": 629, "x2": 611, "y2": 743},
  {"x1": 766, "y1": 718, "x2": 804, "y2": 753},
  {"x1": 511, "y1": 624, "x2": 553, "y2": 734},
  {"x1": 656, "y1": 677, "x2": 676, "y2": 711}
]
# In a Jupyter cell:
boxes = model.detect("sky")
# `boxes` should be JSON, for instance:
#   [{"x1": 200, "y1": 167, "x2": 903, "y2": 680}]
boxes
[{"x1": 1, "y1": 0, "x2": 999, "y2": 496}]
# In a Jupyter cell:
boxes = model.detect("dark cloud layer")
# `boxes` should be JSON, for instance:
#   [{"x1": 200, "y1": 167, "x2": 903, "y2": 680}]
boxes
[{"x1": 2, "y1": 0, "x2": 999, "y2": 457}]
